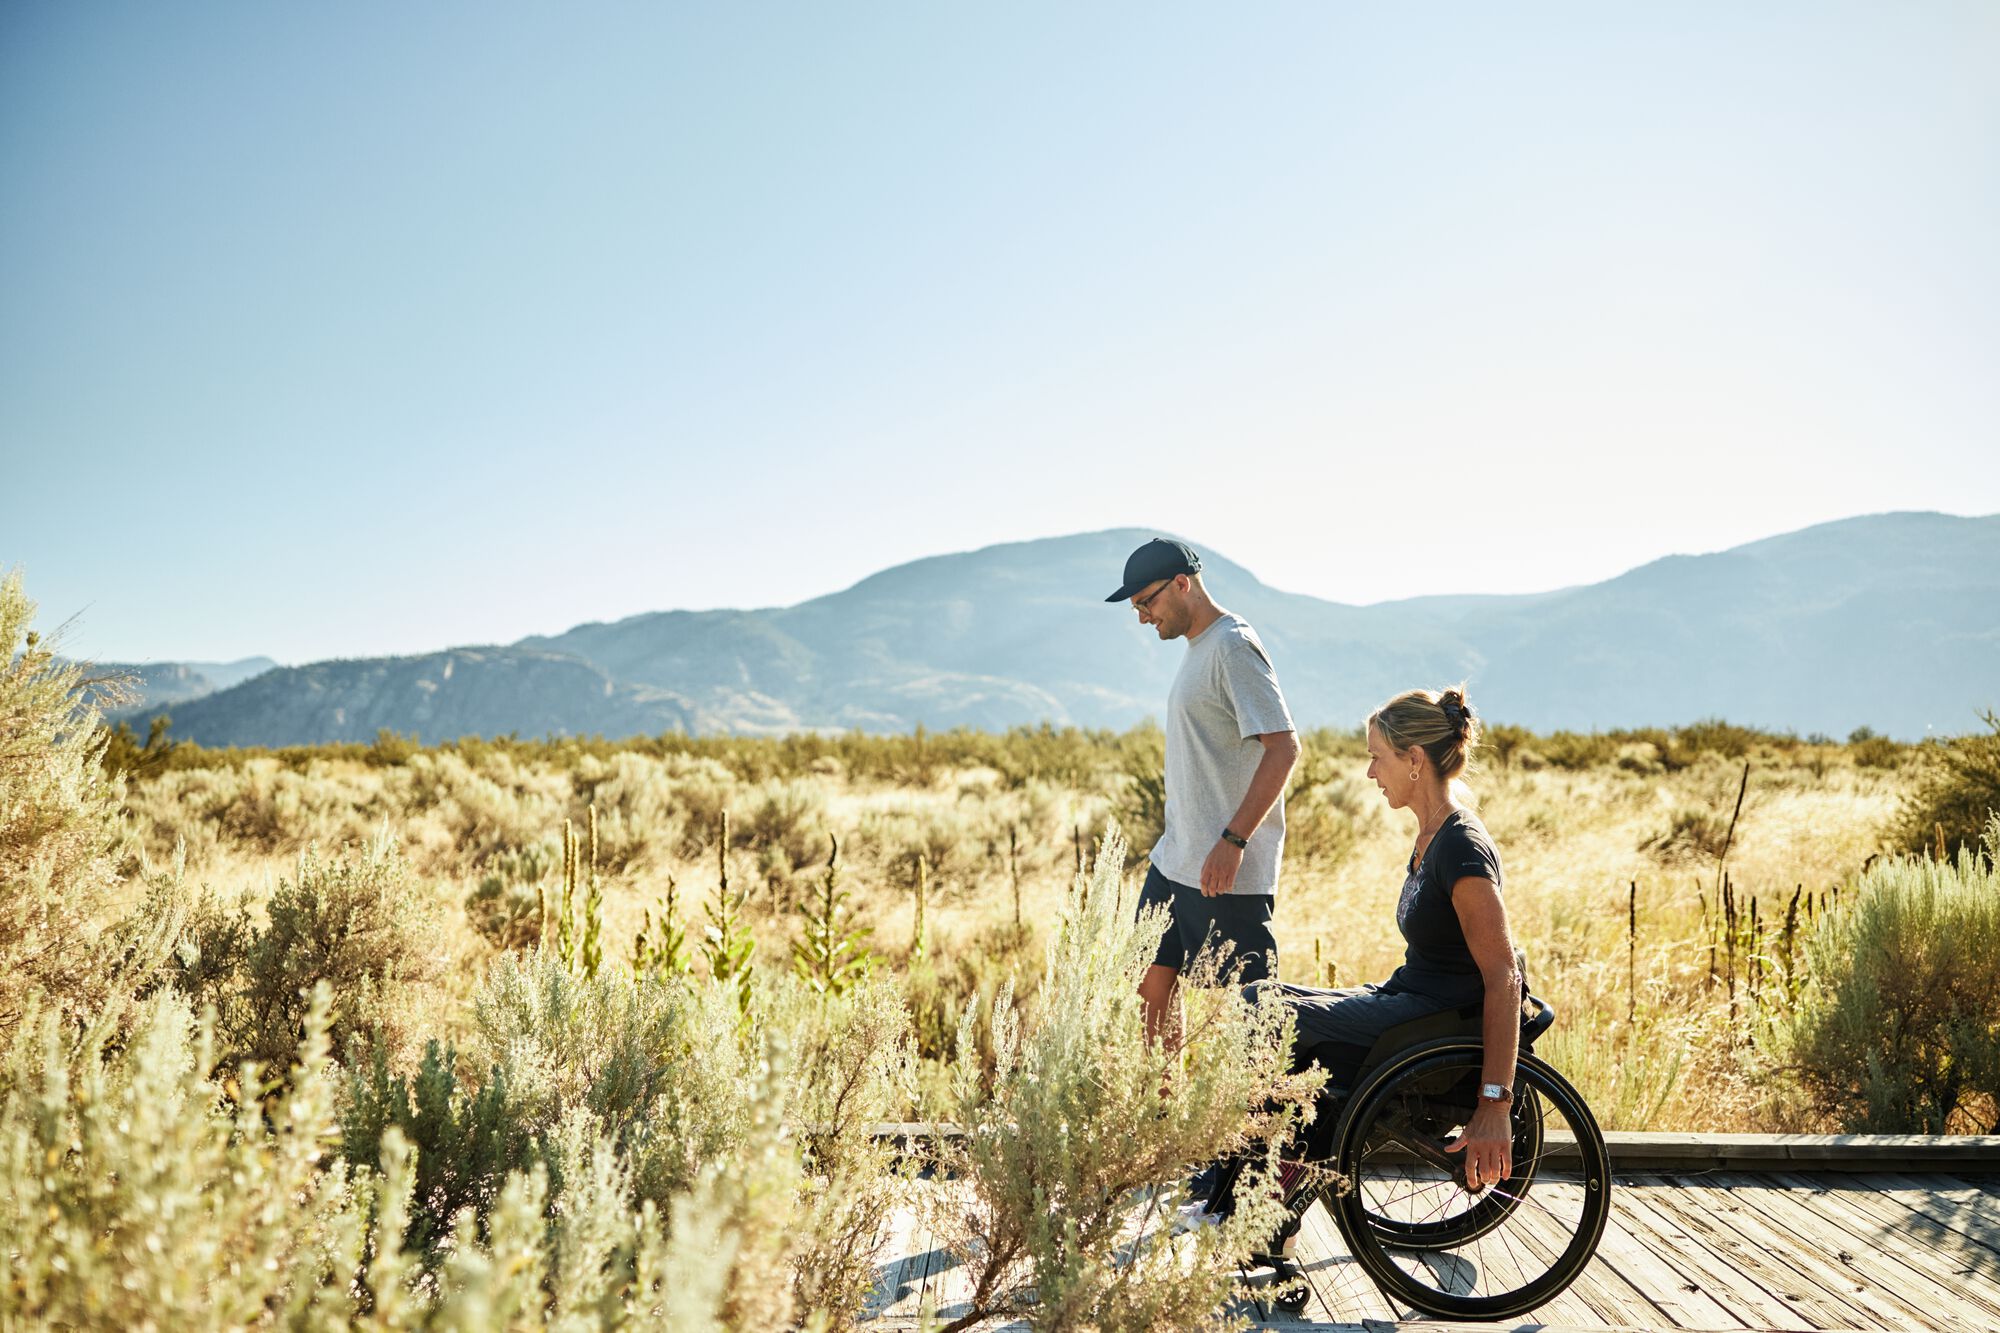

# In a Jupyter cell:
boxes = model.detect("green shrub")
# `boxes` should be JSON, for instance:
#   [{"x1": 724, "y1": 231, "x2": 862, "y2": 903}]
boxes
[
  {"x1": 1892, "y1": 712, "x2": 2000, "y2": 858},
  {"x1": 339, "y1": 1038, "x2": 535, "y2": 1258},
  {"x1": 1675, "y1": 717, "x2": 1766, "y2": 760},
  {"x1": 469, "y1": 953, "x2": 753, "y2": 1208},
  {"x1": 1112, "y1": 725, "x2": 1166, "y2": 867},
  {"x1": 773, "y1": 974, "x2": 916, "y2": 1329},
  {"x1": 169, "y1": 838, "x2": 445, "y2": 1070},
  {"x1": 0, "y1": 979, "x2": 801, "y2": 1329},
  {"x1": 465, "y1": 842, "x2": 553, "y2": 950},
  {"x1": 1782, "y1": 820, "x2": 2000, "y2": 1132},
  {"x1": 1285, "y1": 764, "x2": 1368, "y2": 867},
  {"x1": 1847, "y1": 725, "x2": 1904, "y2": 770},
  {"x1": 740, "y1": 776, "x2": 832, "y2": 875},
  {"x1": 903, "y1": 920, "x2": 1041, "y2": 1065},
  {"x1": 932, "y1": 826, "x2": 1323, "y2": 1331}
]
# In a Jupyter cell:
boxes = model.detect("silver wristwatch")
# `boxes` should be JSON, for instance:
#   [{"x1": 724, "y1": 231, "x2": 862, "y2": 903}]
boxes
[{"x1": 1478, "y1": 1083, "x2": 1513, "y2": 1105}]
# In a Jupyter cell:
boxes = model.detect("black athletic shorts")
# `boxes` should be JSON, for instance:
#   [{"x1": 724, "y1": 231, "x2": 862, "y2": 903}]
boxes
[{"x1": 1137, "y1": 861, "x2": 1277, "y2": 984}]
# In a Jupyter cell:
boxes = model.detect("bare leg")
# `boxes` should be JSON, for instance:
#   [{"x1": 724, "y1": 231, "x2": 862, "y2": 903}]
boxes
[{"x1": 1140, "y1": 963, "x2": 1181, "y2": 1048}]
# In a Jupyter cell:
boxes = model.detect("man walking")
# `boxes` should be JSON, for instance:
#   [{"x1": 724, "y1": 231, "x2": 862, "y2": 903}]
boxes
[{"x1": 1106, "y1": 538, "x2": 1300, "y2": 1041}]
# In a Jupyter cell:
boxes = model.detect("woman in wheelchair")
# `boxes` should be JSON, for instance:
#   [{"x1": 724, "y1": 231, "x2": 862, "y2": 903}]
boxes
[
  {"x1": 1256, "y1": 685, "x2": 1521, "y2": 1190},
  {"x1": 1204, "y1": 686, "x2": 1610, "y2": 1322}
]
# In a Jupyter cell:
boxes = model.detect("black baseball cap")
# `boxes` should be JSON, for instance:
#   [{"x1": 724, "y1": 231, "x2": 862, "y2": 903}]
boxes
[{"x1": 1105, "y1": 537, "x2": 1202, "y2": 602}]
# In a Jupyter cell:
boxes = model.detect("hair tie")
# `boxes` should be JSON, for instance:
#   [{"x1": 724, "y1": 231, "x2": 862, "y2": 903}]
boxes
[{"x1": 1442, "y1": 696, "x2": 1466, "y2": 737}]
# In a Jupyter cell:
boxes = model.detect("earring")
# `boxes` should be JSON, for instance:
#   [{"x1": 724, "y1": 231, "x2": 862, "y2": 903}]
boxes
[{"x1": 1409, "y1": 770, "x2": 1418, "y2": 782}]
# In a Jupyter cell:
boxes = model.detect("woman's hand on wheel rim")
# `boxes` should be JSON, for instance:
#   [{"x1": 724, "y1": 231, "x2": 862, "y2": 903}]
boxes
[{"x1": 1450, "y1": 1104, "x2": 1514, "y2": 1190}]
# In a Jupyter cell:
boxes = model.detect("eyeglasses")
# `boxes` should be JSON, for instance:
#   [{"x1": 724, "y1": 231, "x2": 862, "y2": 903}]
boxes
[{"x1": 1132, "y1": 578, "x2": 1179, "y2": 612}]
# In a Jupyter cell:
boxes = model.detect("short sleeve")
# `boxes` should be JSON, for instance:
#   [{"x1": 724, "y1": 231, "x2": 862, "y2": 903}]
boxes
[
  {"x1": 1438, "y1": 821, "x2": 1501, "y2": 889},
  {"x1": 1218, "y1": 630, "x2": 1294, "y2": 740}
]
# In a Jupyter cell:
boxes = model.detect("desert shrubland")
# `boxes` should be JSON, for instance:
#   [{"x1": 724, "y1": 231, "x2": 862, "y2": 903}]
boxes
[
  {"x1": 10, "y1": 566, "x2": 2000, "y2": 1327},
  {"x1": 98, "y1": 691, "x2": 1969, "y2": 1137}
]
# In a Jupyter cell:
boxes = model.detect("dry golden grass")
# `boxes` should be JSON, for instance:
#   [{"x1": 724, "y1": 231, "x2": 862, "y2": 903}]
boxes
[{"x1": 109, "y1": 731, "x2": 1912, "y2": 1132}]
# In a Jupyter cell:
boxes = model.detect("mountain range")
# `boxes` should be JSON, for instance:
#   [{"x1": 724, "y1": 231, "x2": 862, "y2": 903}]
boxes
[{"x1": 125, "y1": 512, "x2": 1999, "y2": 745}]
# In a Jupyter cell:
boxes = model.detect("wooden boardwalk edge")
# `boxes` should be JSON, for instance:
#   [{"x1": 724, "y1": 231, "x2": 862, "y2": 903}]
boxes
[{"x1": 868, "y1": 1124, "x2": 2000, "y2": 1173}]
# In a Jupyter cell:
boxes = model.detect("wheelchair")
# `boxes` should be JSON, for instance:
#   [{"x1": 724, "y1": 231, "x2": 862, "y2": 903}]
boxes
[{"x1": 1209, "y1": 990, "x2": 1612, "y2": 1321}]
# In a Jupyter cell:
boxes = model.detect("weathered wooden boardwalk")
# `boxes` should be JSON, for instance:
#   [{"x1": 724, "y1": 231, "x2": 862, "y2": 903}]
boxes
[{"x1": 865, "y1": 1137, "x2": 2000, "y2": 1331}]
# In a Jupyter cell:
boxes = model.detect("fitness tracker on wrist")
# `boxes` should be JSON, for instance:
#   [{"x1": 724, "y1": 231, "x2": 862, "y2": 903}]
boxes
[{"x1": 1219, "y1": 827, "x2": 1248, "y2": 849}]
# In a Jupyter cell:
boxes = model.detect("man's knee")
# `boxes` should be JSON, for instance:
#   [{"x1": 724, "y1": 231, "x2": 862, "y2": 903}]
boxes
[{"x1": 1140, "y1": 963, "x2": 1180, "y2": 1004}]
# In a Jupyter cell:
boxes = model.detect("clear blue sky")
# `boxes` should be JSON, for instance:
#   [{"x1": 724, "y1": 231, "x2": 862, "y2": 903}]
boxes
[{"x1": 5, "y1": 2, "x2": 1996, "y2": 664}]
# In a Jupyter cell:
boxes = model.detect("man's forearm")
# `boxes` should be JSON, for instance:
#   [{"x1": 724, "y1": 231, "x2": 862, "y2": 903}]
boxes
[{"x1": 1226, "y1": 735, "x2": 1299, "y2": 837}]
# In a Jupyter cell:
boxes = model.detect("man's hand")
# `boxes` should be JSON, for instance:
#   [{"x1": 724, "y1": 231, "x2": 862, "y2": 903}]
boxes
[{"x1": 1200, "y1": 838, "x2": 1244, "y2": 897}]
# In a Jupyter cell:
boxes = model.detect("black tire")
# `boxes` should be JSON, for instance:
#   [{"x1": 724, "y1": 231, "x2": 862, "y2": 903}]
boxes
[{"x1": 1325, "y1": 1039, "x2": 1611, "y2": 1321}]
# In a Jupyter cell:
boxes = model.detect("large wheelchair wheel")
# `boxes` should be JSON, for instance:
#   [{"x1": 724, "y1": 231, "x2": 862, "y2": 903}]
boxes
[{"x1": 1324, "y1": 1039, "x2": 1610, "y2": 1320}]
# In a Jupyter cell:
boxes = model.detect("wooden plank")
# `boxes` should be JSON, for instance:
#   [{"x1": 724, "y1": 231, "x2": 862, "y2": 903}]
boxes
[
  {"x1": 1649, "y1": 1176, "x2": 1938, "y2": 1330},
  {"x1": 1610, "y1": 1171, "x2": 1835, "y2": 1328},
  {"x1": 1594, "y1": 1132, "x2": 2000, "y2": 1173},
  {"x1": 1482, "y1": 1179, "x2": 1649, "y2": 1328},
  {"x1": 1584, "y1": 1191, "x2": 1747, "y2": 1329},
  {"x1": 863, "y1": 1202, "x2": 927, "y2": 1321},
  {"x1": 1720, "y1": 1172, "x2": 2000, "y2": 1328},
  {"x1": 1768, "y1": 1171, "x2": 2000, "y2": 1287},
  {"x1": 1661, "y1": 1174, "x2": 1952, "y2": 1331},
  {"x1": 1853, "y1": 1170, "x2": 2000, "y2": 1248}
]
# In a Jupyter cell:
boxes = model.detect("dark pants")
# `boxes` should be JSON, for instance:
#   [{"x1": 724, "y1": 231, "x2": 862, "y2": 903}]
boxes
[
  {"x1": 1248, "y1": 980, "x2": 1454, "y2": 1051},
  {"x1": 1137, "y1": 862, "x2": 1276, "y2": 984}
]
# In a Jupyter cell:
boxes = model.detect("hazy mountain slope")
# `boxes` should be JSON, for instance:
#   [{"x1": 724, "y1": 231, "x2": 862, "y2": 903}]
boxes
[
  {"x1": 86, "y1": 657, "x2": 279, "y2": 719},
  {"x1": 152, "y1": 648, "x2": 698, "y2": 747},
  {"x1": 533, "y1": 529, "x2": 1475, "y2": 730},
  {"x1": 1462, "y1": 513, "x2": 2000, "y2": 735},
  {"x1": 146, "y1": 512, "x2": 1999, "y2": 743}
]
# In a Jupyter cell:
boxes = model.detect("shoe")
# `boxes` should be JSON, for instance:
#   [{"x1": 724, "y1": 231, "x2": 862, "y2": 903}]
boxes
[
  {"x1": 1250, "y1": 1232, "x2": 1298, "y2": 1267},
  {"x1": 1169, "y1": 1200, "x2": 1222, "y2": 1235}
]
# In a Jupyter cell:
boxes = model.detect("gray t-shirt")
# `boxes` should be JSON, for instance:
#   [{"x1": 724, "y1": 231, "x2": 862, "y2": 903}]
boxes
[{"x1": 1150, "y1": 613, "x2": 1295, "y2": 895}]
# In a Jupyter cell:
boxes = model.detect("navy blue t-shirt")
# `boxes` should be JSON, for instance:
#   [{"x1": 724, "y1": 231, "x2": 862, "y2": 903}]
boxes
[{"x1": 1385, "y1": 809, "x2": 1503, "y2": 1005}]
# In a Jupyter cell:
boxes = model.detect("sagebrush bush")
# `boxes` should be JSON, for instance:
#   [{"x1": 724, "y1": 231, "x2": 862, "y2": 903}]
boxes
[
  {"x1": 468, "y1": 952, "x2": 755, "y2": 1208},
  {"x1": 1847, "y1": 726, "x2": 1904, "y2": 770},
  {"x1": 169, "y1": 837, "x2": 446, "y2": 1070},
  {"x1": 340, "y1": 1036, "x2": 536, "y2": 1258},
  {"x1": 903, "y1": 920, "x2": 1042, "y2": 1068},
  {"x1": 1641, "y1": 806, "x2": 1732, "y2": 864},
  {"x1": 1, "y1": 979, "x2": 807, "y2": 1329},
  {"x1": 1782, "y1": 819, "x2": 2000, "y2": 1132},
  {"x1": 933, "y1": 826, "x2": 1322, "y2": 1332},
  {"x1": 1, "y1": 987, "x2": 368, "y2": 1327},
  {"x1": 1109, "y1": 725, "x2": 1166, "y2": 868},
  {"x1": 0, "y1": 571, "x2": 134, "y2": 1034},
  {"x1": 773, "y1": 974, "x2": 916, "y2": 1329},
  {"x1": 1892, "y1": 712, "x2": 2000, "y2": 858},
  {"x1": 466, "y1": 841, "x2": 554, "y2": 950},
  {"x1": 1284, "y1": 764, "x2": 1369, "y2": 868}
]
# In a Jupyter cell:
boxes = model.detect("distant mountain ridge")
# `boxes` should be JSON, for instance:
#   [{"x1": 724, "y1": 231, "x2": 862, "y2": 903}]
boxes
[
  {"x1": 142, "y1": 512, "x2": 2000, "y2": 744},
  {"x1": 89, "y1": 657, "x2": 278, "y2": 720}
]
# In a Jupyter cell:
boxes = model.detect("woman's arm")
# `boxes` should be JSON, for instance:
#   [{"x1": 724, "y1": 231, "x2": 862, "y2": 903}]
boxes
[{"x1": 1447, "y1": 874, "x2": 1520, "y2": 1188}]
